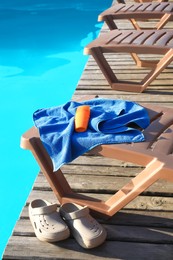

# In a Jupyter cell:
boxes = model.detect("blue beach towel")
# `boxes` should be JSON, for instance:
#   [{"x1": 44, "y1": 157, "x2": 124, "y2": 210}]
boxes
[{"x1": 33, "y1": 98, "x2": 150, "y2": 172}]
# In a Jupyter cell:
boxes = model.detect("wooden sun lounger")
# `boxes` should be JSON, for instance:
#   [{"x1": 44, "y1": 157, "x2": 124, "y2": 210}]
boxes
[
  {"x1": 99, "y1": 2, "x2": 173, "y2": 30},
  {"x1": 84, "y1": 29, "x2": 173, "y2": 93},
  {"x1": 20, "y1": 102, "x2": 173, "y2": 218}
]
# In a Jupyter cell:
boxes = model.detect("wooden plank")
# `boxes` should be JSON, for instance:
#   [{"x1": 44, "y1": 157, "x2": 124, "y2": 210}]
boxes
[
  {"x1": 73, "y1": 92, "x2": 173, "y2": 103},
  {"x1": 4, "y1": 236, "x2": 173, "y2": 260},
  {"x1": 13, "y1": 219, "x2": 173, "y2": 243},
  {"x1": 34, "y1": 172, "x2": 173, "y2": 198}
]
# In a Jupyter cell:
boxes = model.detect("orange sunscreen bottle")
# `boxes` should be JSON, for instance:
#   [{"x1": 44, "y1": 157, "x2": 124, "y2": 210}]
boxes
[{"x1": 75, "y1": 105, "x2": 90, "y2": 132}]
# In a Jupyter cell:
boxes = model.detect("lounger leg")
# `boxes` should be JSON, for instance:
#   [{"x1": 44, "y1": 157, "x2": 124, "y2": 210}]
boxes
[
  {"x1": 104, "y1": 17, "x2": 118, "y2": 30},
  {"x1": 140, "y1": 49, "x2": 173, "y2": 92},
  {"x1": 33, "y1": 162, "x2": 74, "y2": 203},
  {"x1": 105, "y1": 159, "x2": 164, "y2": 216},
  {"x1": 156, "y1": 13, "x2": 172, "y2": 30},
  {"x1": 21, "y1": 129, "x2": 74, "y2": 202},
  {"x1": 91, "y1": 48, "x2": 119, "y2": 86},
  {"x1": 131, "y1": 53, "x2": 158, "y2": 68},
  {"x1": 130, "y1": 19, "x2": 141, "y2": 30}
]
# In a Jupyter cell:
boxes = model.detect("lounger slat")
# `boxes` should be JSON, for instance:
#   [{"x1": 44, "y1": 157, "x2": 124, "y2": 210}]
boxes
[
  {"x1": 102, "y1": 5, "x2": 124, "y2": 15},
  {"x1": 151, "y1": 124, "x2": 173, "y2": 155},
  {"x1": 156, "y1": 31, "x2": 173, "y2": 46},
  {"x1": 104, "y1": 30, "x2": 139, "y2": 45},
  {"x1": 121, "y1": 3, "x2": 172, "y2": 12},
  {"x1": 145, "y1": 114, "x2": 173, "y2": 150},
  {"x1": 110, "y1": 31, "x2": 134, "y2": 44},
  {"x1": 139, "y1": 117, "x2": 165, "y2": 148},
  {"x1": 120, "y1": 31, "x2": 144, "y2": 44},
  {"x1": 144, "y1": 31, "x2": 167, "y2": 45},
  {"x1": 131, "y1": 107, "x2": 173, "y2": 154},
  {"x1": 105, "y1": 31, "x2": 124, "y2": 44},
  {"x1": 160, "y1": 3, "x2": 173, "y2": 12},
  {"x1": 132, "y1": 31, "x2": 155, "y2": 45},
  {"x1": 137, "y1": 3, "x2": 156, "y2": 11},
  {"x1": 113, "y1": 5, "x2": 126, "y2": 13},
  {"x1": 103, "y1": 31, "x2": 123, "y2": 45},
  {"x1": 133, "y1": 0, "x2": 168, "y2": 2},
  {"x1": 128, "y1": 3, "x2": 151, "y2": 12},
  {"x1": 154, "y1": 3, "x2": 169, "y2": 11},
  {"x1": 120, "y1": 4, "x2": 137, "y2": 12}
]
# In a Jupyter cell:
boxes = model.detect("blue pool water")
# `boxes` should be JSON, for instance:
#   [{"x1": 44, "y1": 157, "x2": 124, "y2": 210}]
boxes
[{"x1": 0, "y1": 0, "x2": 112, "y2": 257}]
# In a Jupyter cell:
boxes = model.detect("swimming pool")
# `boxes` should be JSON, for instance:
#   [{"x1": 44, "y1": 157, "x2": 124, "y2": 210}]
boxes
[{"x1": 0, "y1": 0, "x2": 112, "y2": 257}]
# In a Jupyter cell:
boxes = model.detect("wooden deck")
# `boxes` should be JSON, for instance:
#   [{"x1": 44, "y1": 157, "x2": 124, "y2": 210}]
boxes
[{"x1": 3, "y1": 2, "x2": 173, "y2": 259}]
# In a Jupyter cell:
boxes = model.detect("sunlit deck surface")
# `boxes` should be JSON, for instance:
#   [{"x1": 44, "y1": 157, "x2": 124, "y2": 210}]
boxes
[{"x1": 3, "y1": 1, "x2": 173, "y2": 259}]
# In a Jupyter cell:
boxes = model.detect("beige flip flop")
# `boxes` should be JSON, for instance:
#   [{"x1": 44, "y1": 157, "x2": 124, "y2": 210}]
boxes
[
  {"x1": 29, "y1": 199, "x2": 70, "y2": 242},
  {"x1": 59, "y1": 203, "x2": 107, "y2": 249}
]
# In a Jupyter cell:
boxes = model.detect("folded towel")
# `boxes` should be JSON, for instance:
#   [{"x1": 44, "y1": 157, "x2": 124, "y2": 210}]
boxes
[{"x1": 33, "y1": 98, "x2": 150, "y2": 172}]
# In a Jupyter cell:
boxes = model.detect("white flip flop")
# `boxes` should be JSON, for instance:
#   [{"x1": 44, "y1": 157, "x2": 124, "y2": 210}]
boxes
[
  {"x1": 29, "y1": 199, "x2": 70, "y2": 242},
  {"x1": 59, "y1": 203, "x2": 107, "y2": 249}
]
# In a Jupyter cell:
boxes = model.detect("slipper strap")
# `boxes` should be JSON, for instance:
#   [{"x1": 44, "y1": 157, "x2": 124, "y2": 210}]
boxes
[
  {"x1": 62, "y1": 206, "x2": 89, "y2": 220},
  {"x1": 31, "y1": 203, "x2": 58, "y2": 215}
]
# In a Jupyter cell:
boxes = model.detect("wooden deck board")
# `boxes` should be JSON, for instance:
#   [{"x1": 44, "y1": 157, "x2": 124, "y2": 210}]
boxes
[
  {"x1": 3, "y1": 1, "x2": 173, "y2": 259},
  {"x1": 4, "y1": 236, "x2": 173, "y2": 260}
]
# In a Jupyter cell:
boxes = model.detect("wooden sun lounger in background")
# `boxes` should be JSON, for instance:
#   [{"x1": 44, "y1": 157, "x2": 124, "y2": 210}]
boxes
[
  {"x1": 20, "y1": 102, "x2": 173, "y2": 218},
  {"x1": 84, "y1": 29, "x2": 173, "y2": 93},
  {"x1": 99, "y1": 2, "x2": 173, "y2": 30}
]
